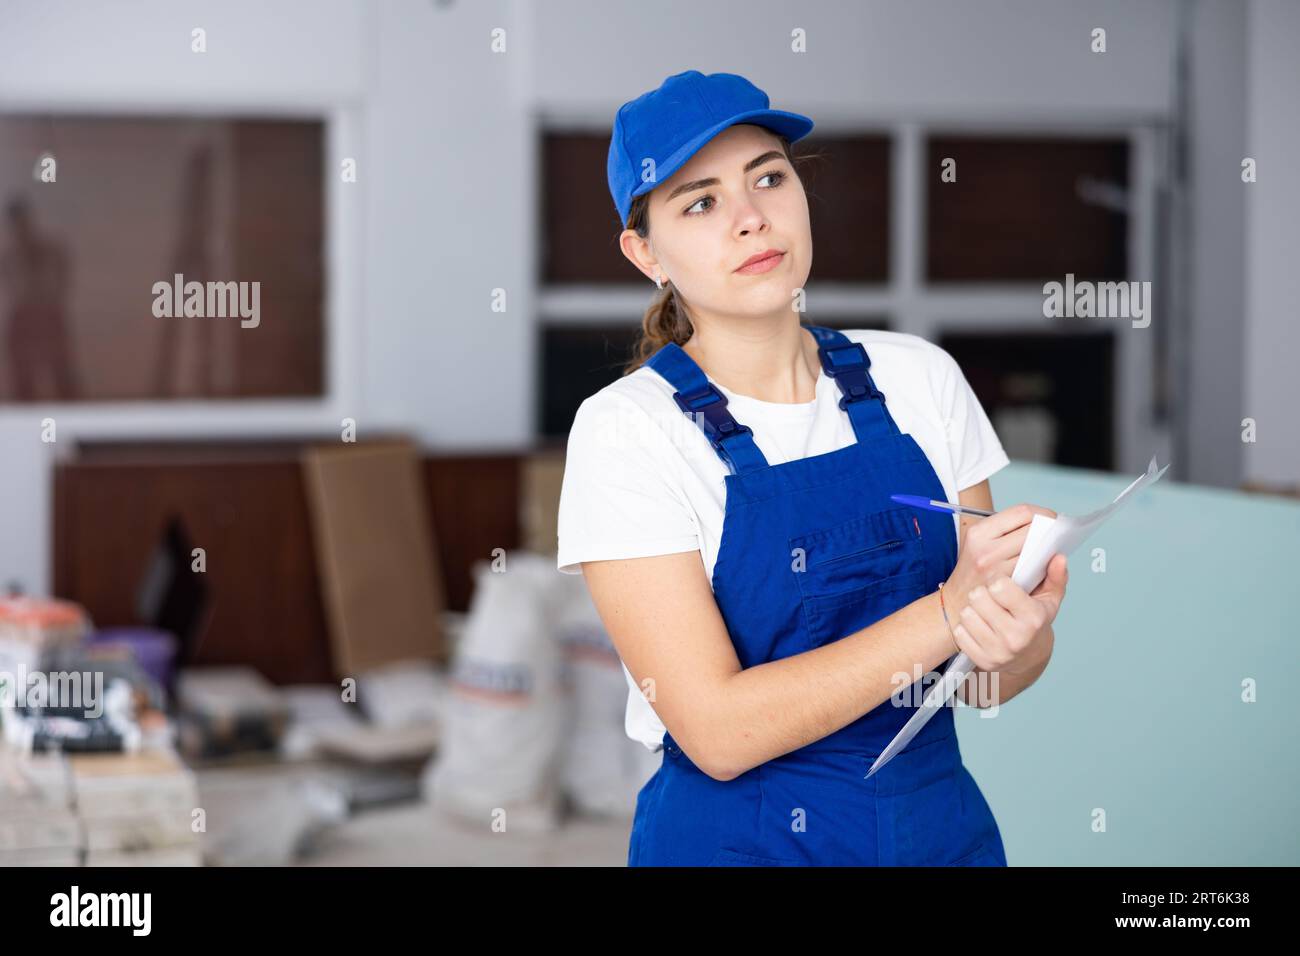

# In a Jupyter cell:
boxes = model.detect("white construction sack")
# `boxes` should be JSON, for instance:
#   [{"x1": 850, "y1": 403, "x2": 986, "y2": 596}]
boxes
[
  {"x1": 554, "y1": 571, "x2": 661, "y2": 818},
  {"x1": 420, "y1": 552, "x2": 565, "y2": 832}
]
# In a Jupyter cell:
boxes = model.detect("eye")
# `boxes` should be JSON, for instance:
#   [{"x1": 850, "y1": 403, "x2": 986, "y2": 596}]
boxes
[
  {"x1": 684, "y1": 195, "x2": 714, "y2": 216},
  {"x1": 683, "y1": 169, "x2": 788, "y2": 218}
]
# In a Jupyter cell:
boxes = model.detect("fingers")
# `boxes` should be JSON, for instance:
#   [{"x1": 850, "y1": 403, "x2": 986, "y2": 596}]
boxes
[
  {"x1": 987, "y1": 556, "x2": 1019, "y2": 583},
  {"x1": 972, "y1": 527, "x2": 1033, "y2": 575},
  {"x1": 951, "y1": 600, "x2": 998, "y2": 672},
  {"x1": 958, "y1": 577, "x2": 1046, "y2": 668},
  {"x1": 969, "y1": 582, "x2": 1021, "y2": 640},
  {"x1": 969, "y1": 502, "x2": 1056, "y2": 542},
  {"x1": 1028, "y1": 553, "x2": 1067, "y2": 594},
  {"x1": 967, "y1": 504, "x2": 1033, "y2": 541},
  {"x1": 982, "y1": 575, "x2": 1042, "y2": 628},
  {"x1": 1028, "y1": 554, "x2": 1069, "y2": 617},
  {"x1": 967, "y1": 507, "x2": 1060, "y2": 586}
]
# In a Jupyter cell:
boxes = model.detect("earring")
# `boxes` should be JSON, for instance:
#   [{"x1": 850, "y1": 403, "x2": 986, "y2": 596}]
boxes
[{"x1": 654, "y1": 274, "x2": 664, "y2": 290}]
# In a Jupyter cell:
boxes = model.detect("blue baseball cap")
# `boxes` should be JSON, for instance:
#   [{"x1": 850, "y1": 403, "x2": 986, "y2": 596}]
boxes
[{"x1": 607, "y1": 70, "x2": 814, "y2": 228}]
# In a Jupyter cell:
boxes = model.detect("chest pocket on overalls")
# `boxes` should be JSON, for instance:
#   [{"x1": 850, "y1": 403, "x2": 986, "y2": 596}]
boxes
[{"x1": 789, "y1": 508, "x2": 927, "y2": 651}]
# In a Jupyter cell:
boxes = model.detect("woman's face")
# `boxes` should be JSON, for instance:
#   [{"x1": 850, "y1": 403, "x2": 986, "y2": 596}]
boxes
[{"x1": 623, "y1": 123, "x2": 813, "y2": 324}]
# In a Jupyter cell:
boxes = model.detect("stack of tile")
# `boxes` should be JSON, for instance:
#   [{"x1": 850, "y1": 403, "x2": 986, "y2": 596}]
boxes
[
  {"x1": 0, "y1": 596, "x2": 89, "y2": 674},
  {"x1": 70, "y1": 749, "x2": 204, "y2": 866},
  {"x1": 0, "y1": 750, "x2": 81, "y2": 866}
]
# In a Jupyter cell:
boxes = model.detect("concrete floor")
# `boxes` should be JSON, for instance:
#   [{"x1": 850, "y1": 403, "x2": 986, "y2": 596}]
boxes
[
  {"x1": 193, "y1": 758, "x2": 632, "y2": 866},
  {"x1": 300, "y1": 801, "x2": 631, "y2": 866}
]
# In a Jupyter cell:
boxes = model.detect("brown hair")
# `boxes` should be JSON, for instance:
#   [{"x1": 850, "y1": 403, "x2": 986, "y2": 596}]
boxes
[{"x1": 621, "y1": 133, "x2": 822, "y2": 374}]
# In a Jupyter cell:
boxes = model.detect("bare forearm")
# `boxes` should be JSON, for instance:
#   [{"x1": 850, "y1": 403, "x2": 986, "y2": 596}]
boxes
[{"x1": 702, "y1": 590, "x2": 956, "y2": 780}]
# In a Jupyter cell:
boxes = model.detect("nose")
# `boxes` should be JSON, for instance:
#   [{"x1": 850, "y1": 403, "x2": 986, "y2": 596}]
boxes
[{"x1": 733, "y1": 194, "x2": 769, "y2": 238}]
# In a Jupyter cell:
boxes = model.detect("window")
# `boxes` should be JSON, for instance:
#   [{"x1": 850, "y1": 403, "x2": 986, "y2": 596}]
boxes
[{"x1": 0, "y1": 115, "x2": 324, "y2": 402}]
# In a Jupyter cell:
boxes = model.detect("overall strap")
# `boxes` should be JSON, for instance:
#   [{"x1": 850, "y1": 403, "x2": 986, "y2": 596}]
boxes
[
  {"x1": 806, "y1": 325, "x2": 902, "y2": 445},
  {"x1": 644, "y1": 342, "x2": 769, "y2": 475}
]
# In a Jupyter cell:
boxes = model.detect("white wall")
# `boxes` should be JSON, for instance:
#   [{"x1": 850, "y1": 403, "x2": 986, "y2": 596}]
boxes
[
  {"x1": 1185, "y1": 0, "x2": 1248, "y2": 489},
  {"x1": 1, "y1": 0, "x2": 1293, "y2": 598},
  {"x1": 1243, "y1": 0, "x2": 1300, "y2": 486},
  {"x1": 362, "y1": 0, "x2": 533, "y2": 447},
  {"x1": 0, "y1": 0, "x2": 366, "y2": 104},
  {"x1": 533, "y1": 0, "x2": 1176, "y2": 121}
]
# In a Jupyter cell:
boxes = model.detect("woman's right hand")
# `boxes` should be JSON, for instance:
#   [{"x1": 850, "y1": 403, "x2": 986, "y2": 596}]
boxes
[{"x1": 941, "y1": 503, "x2": 1056, "y2": 633}]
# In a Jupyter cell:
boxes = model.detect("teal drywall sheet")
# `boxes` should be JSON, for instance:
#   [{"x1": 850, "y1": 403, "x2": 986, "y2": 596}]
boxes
[{"x1": 952, "y1": 461, "x2": 1298, "y2": 865}]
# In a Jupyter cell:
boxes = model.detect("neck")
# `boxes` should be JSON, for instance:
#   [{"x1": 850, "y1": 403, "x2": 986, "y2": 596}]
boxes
[{"x1": 683, "y1": 314, "x2": 821, "y2": 404}]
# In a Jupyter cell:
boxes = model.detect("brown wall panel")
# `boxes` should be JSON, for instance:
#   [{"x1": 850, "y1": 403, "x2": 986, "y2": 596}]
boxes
[
  {"x1": 926, "y1": 137, "x2": 1129, "y2": 282},
  {"x1": 52, "y1": 441, "x2": 524, "y2": 684}
]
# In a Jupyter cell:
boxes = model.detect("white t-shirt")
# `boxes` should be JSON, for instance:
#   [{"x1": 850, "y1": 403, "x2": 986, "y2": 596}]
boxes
[{"x1": 556, "y1": 329, "x2": 1011, "y2": 752}]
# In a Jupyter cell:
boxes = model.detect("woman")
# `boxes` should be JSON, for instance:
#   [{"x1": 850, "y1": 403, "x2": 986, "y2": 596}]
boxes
[{"x1": 556, "y1": 70, "x2": 1069, "y2": 866}]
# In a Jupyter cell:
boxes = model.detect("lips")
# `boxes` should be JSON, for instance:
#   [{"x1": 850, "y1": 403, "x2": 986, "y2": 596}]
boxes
[{"x1": 734, "y1": 249, "x2": 785, "y2": 274}]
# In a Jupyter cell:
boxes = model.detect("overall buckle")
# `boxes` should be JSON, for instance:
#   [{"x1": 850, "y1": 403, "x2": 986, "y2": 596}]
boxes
[
  {"x1": 673, "y1": 383, "x2": 754, "y2": 470},
  {"x1": 819, "y1": 341, "x2": 871, "y2": 374},
  {"x1": 818, "y1": 341, "x2": 886, "y2": 409}
]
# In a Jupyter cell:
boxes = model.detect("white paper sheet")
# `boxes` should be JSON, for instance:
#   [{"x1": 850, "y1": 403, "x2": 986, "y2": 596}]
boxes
[{"x1": 865, "y1": 455, "x2": 1170, "y2": 778}]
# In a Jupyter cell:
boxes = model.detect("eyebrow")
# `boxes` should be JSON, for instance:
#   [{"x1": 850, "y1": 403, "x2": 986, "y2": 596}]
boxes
[{"x1": 663, "y1": 150, "x2": 787, "y2": 203}]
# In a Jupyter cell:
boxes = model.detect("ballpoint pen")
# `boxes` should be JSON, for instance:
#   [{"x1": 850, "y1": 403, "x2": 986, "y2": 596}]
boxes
[{"x1": 890, "y1": 494, "x2": 994, "y2": 518}]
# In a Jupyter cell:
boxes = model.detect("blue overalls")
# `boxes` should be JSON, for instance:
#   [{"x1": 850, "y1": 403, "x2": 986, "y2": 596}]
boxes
[{"x1": 627, "y1": 325, "x2": 1007, "y2": 866}]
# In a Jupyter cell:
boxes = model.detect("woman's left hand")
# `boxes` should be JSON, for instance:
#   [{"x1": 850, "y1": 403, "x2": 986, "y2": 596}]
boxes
[{"x1": 951, "y1": 552, "x2": 1068, "y2": 676}]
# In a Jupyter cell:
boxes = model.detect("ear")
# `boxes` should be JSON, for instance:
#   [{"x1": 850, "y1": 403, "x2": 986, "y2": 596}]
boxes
[{"x1": 618, "y1": 228, "x2": 659, "y2": 283}]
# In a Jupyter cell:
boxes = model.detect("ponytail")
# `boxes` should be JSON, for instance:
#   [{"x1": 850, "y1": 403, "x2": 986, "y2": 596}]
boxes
[{"x1": 624, "y1": 279, "x2": 692, "y2": 375}]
